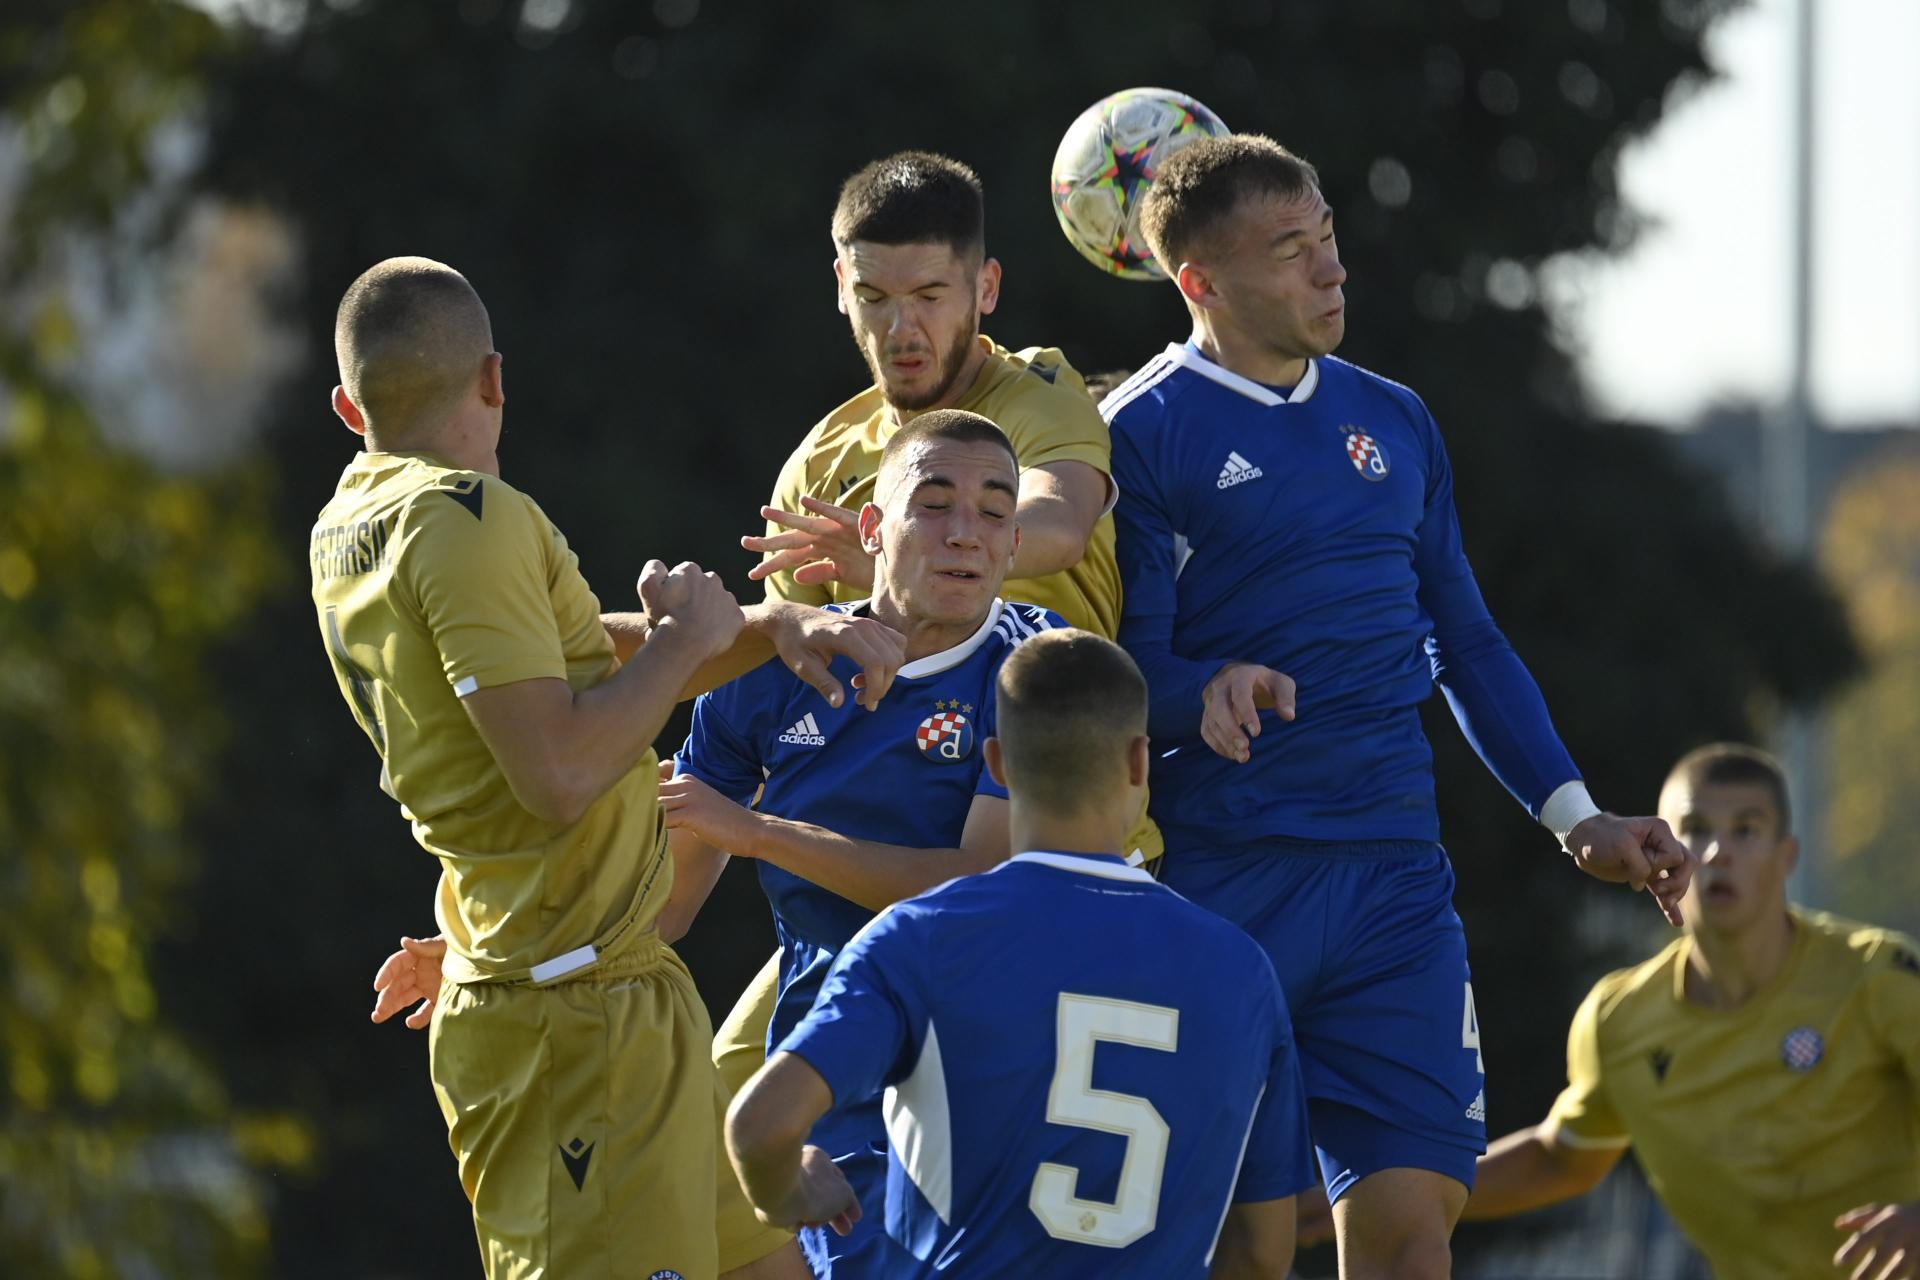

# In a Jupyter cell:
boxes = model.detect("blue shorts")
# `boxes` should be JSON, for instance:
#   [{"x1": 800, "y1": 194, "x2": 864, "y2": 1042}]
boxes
[{"x1": 1159, "y1": 840, "x2": 1486, "y2": 1202}]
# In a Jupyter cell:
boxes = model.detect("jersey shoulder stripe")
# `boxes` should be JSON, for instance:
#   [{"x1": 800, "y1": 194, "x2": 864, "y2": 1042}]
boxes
[
  {"x1": 1097, "y1": 350, "x2": 1183, "y2": 423},
  {"x1": 992, "y1": 602, "x2": 1065, "y2": 648}
]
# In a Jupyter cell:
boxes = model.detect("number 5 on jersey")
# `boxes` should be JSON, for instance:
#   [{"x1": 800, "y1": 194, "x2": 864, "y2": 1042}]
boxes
[{"x1": 1030, "y1": 994, "x2": 1178, "y2": 1248}]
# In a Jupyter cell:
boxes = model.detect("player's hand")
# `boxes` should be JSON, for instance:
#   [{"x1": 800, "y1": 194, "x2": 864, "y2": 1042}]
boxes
[
  {"x1": 1199, "y1": 662, "x2": 1297, "y2": 763},
  {"x1": 743, "y1": 498, "x2": 876, "y2": 592},
  {"x1": 371, "y1": 934, "x2": 447, "y2": 1030},
  {"x1": 1836, "y1": 1202, "x2": 1920, "y2": 1280},
  {"x1": 754, "y1": 601, "x2": 906, "y2": 711},
  {"x1": 1564, "y1": 814, "x2": 1694, "y2": 927},
  {"x1": 659, "y1": 772, "x2": 759, "y2": 853},
  {"x1": 1294, "y1": 1183, "x2": 1335, "y2": 1247},
  {"x1": 755, "y1": 1144, "x2": 862, "y2": 1236},
  {"x1": 637, "y1": 560, "x2": 744, "y2": 659}
]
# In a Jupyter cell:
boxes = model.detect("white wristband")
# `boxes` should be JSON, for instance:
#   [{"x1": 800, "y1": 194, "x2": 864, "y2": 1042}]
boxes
[{"x1": 1540, "y1": 780, "x2": 1603, "y2": 846}]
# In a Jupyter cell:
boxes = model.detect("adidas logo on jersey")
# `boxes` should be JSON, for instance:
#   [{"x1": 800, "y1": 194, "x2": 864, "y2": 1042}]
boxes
[
  {"x1": 1465, "y1": 1089, "x2": 1486, "y2": 1123},
  {"x1": 778, "y1": 713, "x2": 827, "y2": 746},
  {"x1": 1216, "y1": 451, "x2": 1264, "y2": 489}
]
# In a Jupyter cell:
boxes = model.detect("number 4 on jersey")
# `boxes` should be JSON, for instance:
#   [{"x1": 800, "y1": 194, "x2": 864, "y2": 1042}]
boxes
[
  {"x1": 1030, "y1": 994, "x2": 1179, "y2": 1249},
  {"x1": 1462, "y1": 982, "x2": 1484, "y2": 1075}
]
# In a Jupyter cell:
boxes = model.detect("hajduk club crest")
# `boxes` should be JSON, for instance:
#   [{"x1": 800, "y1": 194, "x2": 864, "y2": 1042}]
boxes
[
  {"x1": 916, "y1": 700, "x2": 974, "y2": 763},
  {"x1": 1340, "y1": 424, "x2": 1389, "y2": 481}
]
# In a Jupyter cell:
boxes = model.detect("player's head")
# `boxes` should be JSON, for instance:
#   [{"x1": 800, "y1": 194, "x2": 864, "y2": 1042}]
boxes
[
  {"x1": 1658, "y1": 743, "x2": 1798, "y2": 936},
  {"x1": 332, "y1": 257, "x2": 503, "y2": 469},
  {"x1": 1139, "y1": 134, "x2": 1345, "y2": 363},
  {"x1": 988, "y1": 629, "x2": 1149, "y2": 828},
  {"x1": 831, "y1": 151, "x2": 1001, "y2": 412},
  {"x1": 860, "y1": 409, "x2": 1019, "y2": 631}
]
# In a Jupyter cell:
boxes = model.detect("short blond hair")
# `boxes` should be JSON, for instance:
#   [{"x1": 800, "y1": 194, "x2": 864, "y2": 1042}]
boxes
[{"x1": 333, "y1": 256, "x2": 492, "y2": 439}]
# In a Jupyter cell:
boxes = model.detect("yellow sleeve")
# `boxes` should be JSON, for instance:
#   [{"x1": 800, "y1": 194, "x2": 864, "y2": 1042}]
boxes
[
  {"x1": 997, "y1": 348, "x2": 1113, "y2": 479},
  {"x1": 1863, "y1": 931, "x2": 1920, "y2": 1091},
  {"x1": 759, "y1": 435, "x2": 834, "y2": 608},
  {"x1": 1543, "y1": 982, "x2": 1632, "y2": 1149},
  {"x1": 400, "y1": 480, "x2": 568, "y2": 694}
]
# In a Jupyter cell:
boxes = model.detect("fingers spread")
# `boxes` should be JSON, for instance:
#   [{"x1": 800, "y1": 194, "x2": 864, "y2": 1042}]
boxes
[
  {"x1": 797, "y1": 495, "x2": 858, "y2": 524},
  {"x1": 788, "y1": 653, "x2": 845, "y2": 710}
]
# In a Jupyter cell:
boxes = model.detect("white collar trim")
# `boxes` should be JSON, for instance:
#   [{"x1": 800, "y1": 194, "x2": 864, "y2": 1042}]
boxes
[
  {"x1": 1168, "y1": 341, "x2": 1320, "y2": 405},
  {"x1": 1005, "y1": 850, "x2": 1159, "y2": 884},
  {"x1": 895, "y1": 598, "x2": 1005, "y2": 680}
]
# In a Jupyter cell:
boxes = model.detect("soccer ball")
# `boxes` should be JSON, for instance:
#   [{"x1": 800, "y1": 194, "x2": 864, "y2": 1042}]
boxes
[{"x1": 1050, "y1": 87, "x2": 1231, "y2": 281}]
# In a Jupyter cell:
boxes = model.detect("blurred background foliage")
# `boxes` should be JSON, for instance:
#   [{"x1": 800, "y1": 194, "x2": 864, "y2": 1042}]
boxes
[{"x1": 0, "y1": 0, "x2": 1874, "y2": 1274}]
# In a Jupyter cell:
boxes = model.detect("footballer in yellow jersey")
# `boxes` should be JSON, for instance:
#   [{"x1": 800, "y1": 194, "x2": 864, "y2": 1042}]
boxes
[
  {"x1": 1460, "y1": 744, "x2": 1920, "y2": 1279},
  {"x1": 713, "y1": 155, "x2": 1161, "y2": 1126},
  {"x1": 323, "y1": 258, "x2": 894, "y2": 1280}
]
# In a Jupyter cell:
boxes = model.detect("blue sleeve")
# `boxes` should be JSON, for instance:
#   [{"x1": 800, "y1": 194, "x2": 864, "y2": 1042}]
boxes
[
  {"x1": 1109, "y1": 411, "x2": 1231, "y2": 739},
  {"x1": 972, "y1": 678, "x2": 1008, "y2": 801},
  {"x1": 1233, "y1": 968, "x2": 1318, "y2": 1202},
  {"x1": 673, "y1": 672, "x2": 771, "y2": 806},
  {"x1": 1411, "y1": 412, "x2": 1580, "y2": 818},
  {"x1": 777, "y1": 907, "x2": 929, "y2": 1109}
]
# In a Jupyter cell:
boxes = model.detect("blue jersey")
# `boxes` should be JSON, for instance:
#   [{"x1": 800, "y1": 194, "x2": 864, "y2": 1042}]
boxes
[
  {"x1": 676, "y1": 601, "x2": 1064, "y2": 1183},
  {"x1": 781, "y1": 851, "x2": 1316, "y2": 1278},
  {"x1": 1103, "y1": 343, "x2": 1580, "y2": 849}
]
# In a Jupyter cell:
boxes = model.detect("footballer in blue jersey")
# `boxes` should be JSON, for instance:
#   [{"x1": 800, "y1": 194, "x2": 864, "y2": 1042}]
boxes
[
  {"x1": 660, "y1": 409, "x2": 1073, "y2": 1277},
  {"x1": 1102, "y1": 135, "x2": 1693, "y2": 1274},
  {"x1": 728, "y1": 630, "x2": 1313, "y2": 1278}
]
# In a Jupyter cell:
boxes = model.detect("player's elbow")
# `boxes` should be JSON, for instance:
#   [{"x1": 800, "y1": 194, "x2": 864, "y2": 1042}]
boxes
[
  {"x1": 725, "y1": 1077, "x2": 810, "y2": 1170},
  {"x1": 508, "y1": 764, "x2": 595, "y2": 827}
]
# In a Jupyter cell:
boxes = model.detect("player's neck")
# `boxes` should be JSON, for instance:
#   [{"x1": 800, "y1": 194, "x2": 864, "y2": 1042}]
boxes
[
  {"x1": 1684, "y1": 908, "x2": 1796, "y2": 1010},
  {"x1": 367, "y1": 414, "x2": 500, "y2": 477},
  {"x1": 868, "y1": 593, "x2": 988, "y2": 663},
  {"x1": 1007, "y1": 801, "x2": 1128, "y2": 863},
  {"x1": 1192, "y1": 318, "x2": 1308, "y2": 390}
]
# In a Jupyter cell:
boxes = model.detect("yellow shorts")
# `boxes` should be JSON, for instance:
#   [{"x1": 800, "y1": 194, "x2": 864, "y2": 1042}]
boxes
[
  {"x1": 430, "y1": 936, "x2": 720, "y2": 1280},
  {"x1": 712, "y1": 950, "x2": 788, "y2": 1269}
]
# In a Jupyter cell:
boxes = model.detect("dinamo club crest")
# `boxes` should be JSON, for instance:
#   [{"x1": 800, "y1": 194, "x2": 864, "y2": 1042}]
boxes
[
  {"x1": 916, "y1": 700, "x2": 974, "y2": 763},
  {"x1": 1341, "y1": 424, "x2": 1389, "y2": 481}
]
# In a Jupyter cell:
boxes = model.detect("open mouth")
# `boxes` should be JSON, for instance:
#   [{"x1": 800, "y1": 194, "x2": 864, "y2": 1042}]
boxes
[
  {"x1": 936, "y1": 569, "x2": 982, "y2": 581},
  {"x1": 1702, "y1": 882, "x2": 1737, "y2": 905}
]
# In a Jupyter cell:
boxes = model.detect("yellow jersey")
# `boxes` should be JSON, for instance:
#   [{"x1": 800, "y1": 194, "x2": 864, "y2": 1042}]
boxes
[
  {"x1": 310, "y1": 450, "x2": 671, "y2": 981},
  {"x1": 1546, "y1": 909, "x2": 1920, "y2": 1279},
  {"x1": 763, "y1": 337, "x2": 1124, "y2": 639}
]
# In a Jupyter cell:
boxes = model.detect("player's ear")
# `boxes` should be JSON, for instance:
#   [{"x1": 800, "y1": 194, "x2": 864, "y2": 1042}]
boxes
[
  {"x1": 480, "y1": 352, "x2": 505, "y2": 408},
  {"x1": 332, "y1": 385, "x2": 368, "y2": 436},
  {"x1": 1007, "y1": 522, "x2": 1020, "y2": 566},
  {"x1": 983, "y1": 737, "x2": 1008, "y2": 789},
  {"x1": 977, "y1": 256, "x2": 1002, "y2": 315},
  {"x1": 1780, "y1": 833, "x2": 1801, "y2": 877},
  {"x1": 1175, "y1": 261, "x2": 1218, "y2": 309},
  {"x1": 1126, "y1": 733, "x2": 1150, "y2": 787},
  {"x1": 858, "y1": 502, "x2": 884, "y2": 556},
  {"x1": 833, "y1": 255, "x2": 850, "y2": 316}
]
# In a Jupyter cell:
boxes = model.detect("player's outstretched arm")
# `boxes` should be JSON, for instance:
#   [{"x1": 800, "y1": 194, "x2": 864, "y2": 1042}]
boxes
[
  {"x1": 606, "y1": 600, "x2": 906, "y2": 713},
  {"x1": 1210, "y1": 1196, "x2": 1295, "y2": 1278},
  {"x1": 726, "y1": 1052, "x2": 861, "y2": 1237},
  {"x1": 1459, "y1": 1123, "x2": 1623, "y2": 1220},
  {"x1": 660, "y1": 781, "x2": 1009, "y2": 911},
  {"x1": 462, "y1": 560, "x2": 739, "y2": 825}
]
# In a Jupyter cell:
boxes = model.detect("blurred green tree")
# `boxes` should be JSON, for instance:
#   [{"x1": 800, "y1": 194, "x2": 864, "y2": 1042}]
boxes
[{"x1": 1, "y1": 3, "x2": 292, "y2": 1274}]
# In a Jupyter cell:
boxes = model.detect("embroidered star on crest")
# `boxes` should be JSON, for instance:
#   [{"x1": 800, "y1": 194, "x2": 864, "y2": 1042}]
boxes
[{"x1": 962, "y1": 703, "x2": 973, "y2": 713}]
